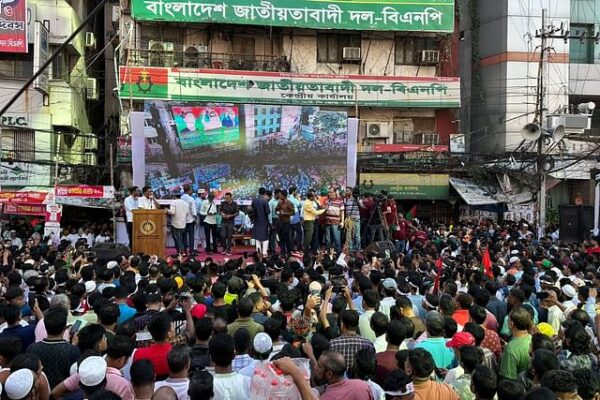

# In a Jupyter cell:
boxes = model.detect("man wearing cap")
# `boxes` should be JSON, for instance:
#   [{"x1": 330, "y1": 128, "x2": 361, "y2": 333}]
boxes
[
  {"x1": 167, "y1": 192, "x2": 191, "y2": 255},
  {"x1": 181, "y1": 185, "x2": 198, "y2": 256},
  {"x1": 5, "y1": 369, "x2": 36, "y2": 400},
  {"x1": 379, "y1": 278, "x2": 398, "y2": 319},
  {"x1": 238, "y1": 332, "x2": 273, "y2": 378},
  {"x1": 53, "y1": 336, "x2": 135, "y2": 400}
]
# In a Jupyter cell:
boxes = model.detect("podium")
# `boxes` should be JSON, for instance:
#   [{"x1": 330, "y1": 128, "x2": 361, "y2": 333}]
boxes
[{"x1": 132, "y1": 209, "x2": 167, "y2": 259}]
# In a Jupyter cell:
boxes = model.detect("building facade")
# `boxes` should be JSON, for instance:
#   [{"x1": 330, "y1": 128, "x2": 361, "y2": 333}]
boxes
[
  {"x1": 0, "y1": 0, "x2": 100, "y2": 194},
  {"x1": 116, "y1": 0, "x2": 461, "y2": 216}
]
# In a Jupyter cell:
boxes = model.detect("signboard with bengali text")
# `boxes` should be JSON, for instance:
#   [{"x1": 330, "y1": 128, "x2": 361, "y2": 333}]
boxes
[
  {"x1": 119, "y1": 67, "x2": 460, "y2": 108},
  {"x1": 360, "y1": 173, "x2": 449, "y2": 199},
  {"x1": 131, "y1": 0, "x2": 454, "y2": 32},
  {"x1": 0, "y1": 0, "x2": 28, "y2": 53},
  {"x1": 55, "y1": 185, "x2": 116, "y2": 199},
  {"x1": 3, "y1": 203, "x2": 46, "y2": 216}
]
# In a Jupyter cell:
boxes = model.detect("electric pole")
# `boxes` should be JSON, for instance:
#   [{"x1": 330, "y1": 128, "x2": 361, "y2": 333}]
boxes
[{"x1": 535, "y1": 8, "x2": 549, "y2": 240}]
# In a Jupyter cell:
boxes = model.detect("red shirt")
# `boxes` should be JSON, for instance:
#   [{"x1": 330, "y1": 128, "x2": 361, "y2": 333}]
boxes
[
  {"x1": 452, "y1": 309, "x2": 470, "y2": 327},
  {"x1": 481, "y1": 327, "x2": 503, "y2": 360},
  {"x1": 133, "y1": 342, "x2": 172, "y2": 377},
  {"x1": 375, "y1": 350, "x2": 397, "y2": 385}
]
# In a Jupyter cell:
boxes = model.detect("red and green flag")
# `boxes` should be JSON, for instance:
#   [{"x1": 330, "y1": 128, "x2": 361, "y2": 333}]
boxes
[{"x1": 406, "y1": 205, "x2": 417, "y2": 221}]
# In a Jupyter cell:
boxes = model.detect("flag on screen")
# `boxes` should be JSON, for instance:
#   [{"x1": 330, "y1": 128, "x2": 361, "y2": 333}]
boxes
[
  {"x1": 433, "y1": 256, "x2": 443, "y2": 294},
  {"x1": 482, "y1": 248, "x2": 494, "y2": 280},
  {"x1": 406, "y1": 205, "x2": 417, "y2": 221}
]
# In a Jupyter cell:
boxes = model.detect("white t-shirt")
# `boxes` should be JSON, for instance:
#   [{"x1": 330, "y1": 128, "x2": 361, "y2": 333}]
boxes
[
  {"x1": 154, "y1": 378, "x2": 190, "y2": 400},
  {"x1": 213, "y1": 372, "x2": 250, "y2": 400}
]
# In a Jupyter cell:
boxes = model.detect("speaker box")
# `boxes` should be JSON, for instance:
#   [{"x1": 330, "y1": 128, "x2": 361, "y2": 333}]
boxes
[
  {"x1": 364, "y1": 240, "x2": 396, "y2": 258},
  {"x1": 559, "y1": 205, "x2": 593, "y2": 243},
  {"x1": 92, "y1": 242, "x2": 131, "y2": 261}
]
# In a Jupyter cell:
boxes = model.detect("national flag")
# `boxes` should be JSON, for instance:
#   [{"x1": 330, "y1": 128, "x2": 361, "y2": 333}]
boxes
[
  {"x1": 406, "y1": 205, "x2": 417, "y2": 221},
  {"x1": 433, "y1": 256, "x2": 444, "y2": 294},
  {"x1": 482, "y1": 248, "x2": 494, "y2": 280}
]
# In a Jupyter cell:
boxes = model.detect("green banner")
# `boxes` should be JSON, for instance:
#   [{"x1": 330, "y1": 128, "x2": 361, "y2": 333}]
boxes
[
  {"x1": 360, "y1": 173, "x2": 449, "y2": 200},
  {"x1": 131, "y1": 0, "x2": 454, "y2": 32},
  {"x1": 119, "y1": 67, "x2": 461, "y2": 108}
]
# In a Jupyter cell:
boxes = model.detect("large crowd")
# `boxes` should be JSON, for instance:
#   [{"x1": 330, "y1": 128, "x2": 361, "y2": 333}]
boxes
[{"x1": 1, "y1": 185, "x2": 600, "y2": 400}]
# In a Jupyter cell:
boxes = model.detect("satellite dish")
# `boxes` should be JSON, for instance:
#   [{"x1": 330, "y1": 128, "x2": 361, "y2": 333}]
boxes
[
  {"x1": 548, "y1": 125, "x2": 565, "y2": 142},
  {"x1": 521, "y1": 123, "x2": 541, "y2": 141}
]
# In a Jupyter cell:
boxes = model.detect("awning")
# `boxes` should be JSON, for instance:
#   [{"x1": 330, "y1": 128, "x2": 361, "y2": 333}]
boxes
[{"x1": 450, "y1": 178, "x2": 503, "y2": 206}]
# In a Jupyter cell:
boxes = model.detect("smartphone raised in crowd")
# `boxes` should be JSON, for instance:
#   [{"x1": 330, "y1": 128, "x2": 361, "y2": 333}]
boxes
[{"x1": 69, "y1": 320, "x2": 83, "y2": 336}]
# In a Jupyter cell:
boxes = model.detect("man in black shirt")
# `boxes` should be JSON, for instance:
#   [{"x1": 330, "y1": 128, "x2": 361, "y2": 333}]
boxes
[
  {"x1": 220, "y1": 192, "x2": 239, "y2": 256},
  {"x1": 26, "y1": 306, "x2": 81, "y2": 389}
]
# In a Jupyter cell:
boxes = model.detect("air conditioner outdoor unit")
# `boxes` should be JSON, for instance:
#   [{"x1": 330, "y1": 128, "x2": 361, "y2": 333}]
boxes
[
  {"x1": 86, "y1": 78, "x2": 99, "y2": 100},
  {"x1": 85, "y1": 32, "x2": 96, "y2": 49},
  {"x1": 366, "y1": 123, "x2": 389, "y2": 139},
  {"x1": 183, "y1": 45, "x2": 200, "y2": 68},
  {"x1": 420, "y1": 50, "x2": 440, "y2": 64},
  {"x1": 414, "y1": 132, "x2": 439, "y2": 145},
  {"x1": 83, "y1": 134, "x2": 98, "y2": 151},
  {"x1": 197, "y1": 45, "x2": 208, "y2": 53},
  {"x1": 83, "y1": 152, "x2": 97, "y2": 165},
  {"x1": 148, "y1": 41, "x2": 175, "y2": 67},
  {"x1": 342, "y1": 47, "x2": 361, "y2": 61}
]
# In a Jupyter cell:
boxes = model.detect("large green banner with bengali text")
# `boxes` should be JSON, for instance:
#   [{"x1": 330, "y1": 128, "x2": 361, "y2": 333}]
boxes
[
  {"x1": 119, "y1": 67, "x2": 460, "y2": 108},
  {"x1": 131, "y1": 0, "x2": 454, "y2": 32}
]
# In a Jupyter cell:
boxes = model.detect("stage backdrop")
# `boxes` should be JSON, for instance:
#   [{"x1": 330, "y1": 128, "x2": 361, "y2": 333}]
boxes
[{"x1": 134, "y1": 101, "x2": 353, "y2": 201}]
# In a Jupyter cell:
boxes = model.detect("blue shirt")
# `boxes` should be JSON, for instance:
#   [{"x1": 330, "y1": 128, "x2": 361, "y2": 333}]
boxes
[
  {"x1": 118, "y1": 303, "x2": 136, "y2": 324},
  {"x1": 0, "y1": 324, "x2": 36, "y2": 351},
  {"x1": 414, "y1": 337, "x2": 455, "y2": 369},
  {"x1": 269, "y1": 198, "x2": 279, "y2": 223}
]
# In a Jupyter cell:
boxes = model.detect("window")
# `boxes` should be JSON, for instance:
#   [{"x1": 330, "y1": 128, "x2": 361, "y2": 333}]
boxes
[
  {"x1": 317, "y1": 33, "x2": 361, "y2": 63},
  {"x1": 0, "y1": 46, "x2": 33, "y2": 79},
  {"x1": 1, "y1": 129, "x2": 35, "y2": 161},
  {"x1": 50, "y1": 45, "x2": 79, "y2": 81},
  {"x1": 395, "y1": 36, "x2": 437, "y2": 65},
  {"x1": 570, "y1": 24, "x2": 595, "y2": 64},
  {"x1": 393, "y1": 118, "x2": 436, "y2": 144}
]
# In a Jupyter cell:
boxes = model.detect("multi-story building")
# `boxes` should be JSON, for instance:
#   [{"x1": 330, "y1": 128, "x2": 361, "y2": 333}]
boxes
[
  {"x1": 0, "y1": 0, "x2": 101, "y2": 195},
  {"x1": 116, "y1": 0, "x2": 461, "y2": 218},
  {"x1": 460, "y1": 0, "x2": 600, "y2": 226}
]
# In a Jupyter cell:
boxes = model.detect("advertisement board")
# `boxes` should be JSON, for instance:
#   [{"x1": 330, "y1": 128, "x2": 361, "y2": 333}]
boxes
[
  {"x1": 0, "y1": 0, "x2": 28, "y2": 53},
  {"x1": 171, "y1": 105, "x2": 240, "y2": 150},
  {"x1": 360, "y1": 173, "x2": 449, "y2": 200}
]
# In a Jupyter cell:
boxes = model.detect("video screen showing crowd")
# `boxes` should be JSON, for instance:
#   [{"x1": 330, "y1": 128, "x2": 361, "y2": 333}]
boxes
[{"x1": 1, "y1": 181, "x2": 600, "y2": 400}]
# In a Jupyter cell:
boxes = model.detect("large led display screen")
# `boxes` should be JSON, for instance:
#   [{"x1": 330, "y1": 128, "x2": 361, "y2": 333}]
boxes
[{"x1": 143, "y1": 101, "x2": 348, "y2": 201}]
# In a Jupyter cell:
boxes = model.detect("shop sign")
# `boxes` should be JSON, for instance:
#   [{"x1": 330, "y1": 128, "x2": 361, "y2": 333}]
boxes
[
  {"x1": 55, "y1": 185, "x2": 116, "y2": 199},
  {"x1": 3, "y1": 203, "x2": 45, "y2": 215},
  {"x1": 0, "y1": 162, "x2": 50, "y2": 186}
]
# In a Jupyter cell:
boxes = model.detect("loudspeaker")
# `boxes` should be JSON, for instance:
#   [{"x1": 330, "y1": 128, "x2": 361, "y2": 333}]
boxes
[
  {"x1": 364, "y1": 240, "x2": 396, "y2": 258},
  {"x1": 92, "y1": 242, "x2": 131, "y2": 261},
  {"x1": 580, "y1": 206, "x2": 594, "y2": 241},
  {"x1": 560, "y1": 205, "x2": 593, "y2": 243}
]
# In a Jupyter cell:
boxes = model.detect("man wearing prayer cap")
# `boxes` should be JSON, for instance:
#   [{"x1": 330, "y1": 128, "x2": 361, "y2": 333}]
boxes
[{"x1": 5, "y1": 369, "x2": 35, "y2": 400}]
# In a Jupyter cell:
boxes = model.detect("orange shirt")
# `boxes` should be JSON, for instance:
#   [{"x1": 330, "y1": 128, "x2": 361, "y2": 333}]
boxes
[{"x1": 414, "y1": 379, "x2": 459, "y2": 400}]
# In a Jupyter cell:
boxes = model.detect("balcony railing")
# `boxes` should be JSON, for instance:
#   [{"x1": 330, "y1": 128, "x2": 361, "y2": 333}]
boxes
[{"x1": 125, "y1": 49, "x2": 291, "y2": 72}]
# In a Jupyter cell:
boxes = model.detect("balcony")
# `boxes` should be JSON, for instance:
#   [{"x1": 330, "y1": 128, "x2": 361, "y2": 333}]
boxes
[{"x1": 125, "y1": 49, "x2": 291, "y2": 72}]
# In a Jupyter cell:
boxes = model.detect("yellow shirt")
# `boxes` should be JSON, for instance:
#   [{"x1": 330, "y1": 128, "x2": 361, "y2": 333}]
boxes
[{"x1": 302, "y1": 199, "x2": 325, "y2": 221}]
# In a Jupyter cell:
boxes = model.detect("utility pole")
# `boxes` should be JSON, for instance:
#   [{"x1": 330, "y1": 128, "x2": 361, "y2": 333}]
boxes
[{"x1": 535, "y1": 8, "x2": 549, "y2": 240}]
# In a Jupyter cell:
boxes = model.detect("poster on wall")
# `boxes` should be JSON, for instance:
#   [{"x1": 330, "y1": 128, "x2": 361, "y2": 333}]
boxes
[
  {"x1": 0, "y1": 0, "x2": 28, "y2": 53},
  {"x1": 141, "y1": 101, "x2": 349, "y2": 202}
]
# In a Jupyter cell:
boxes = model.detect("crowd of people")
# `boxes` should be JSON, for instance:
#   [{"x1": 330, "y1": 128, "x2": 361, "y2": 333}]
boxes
[{"x1": 2, "y1": 184, "x2": 600, "y2": 399}]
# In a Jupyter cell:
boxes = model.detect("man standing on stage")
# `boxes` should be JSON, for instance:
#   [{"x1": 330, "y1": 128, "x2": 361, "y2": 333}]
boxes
[
  {"x1": 181, "y1": 185, "x2": 197, "y2": 255},
  {"x1": 168, "y1": 191, "x2": 191, "y2": 255},
  {"x1": 123, "y1": 186, "x2": 139, "y2": 248},
  {"x1": 138, "y1": 186, "x2": 161, "y2": 210},
  {"x1": 288, "y1": 186, "x2": 302, "y2": 251},
  {"x1": 252, "y1": 187, "x2": 270, "y2": 257},
  {"x1": 195, "y1": 189, "x2": 207, "y2": 250},
  {"x1": 268, "y1": 189, "x2": 281, "y2": 254},
  {"x1": 302, "y1": 190, "x2": 326, "y2": 253},
  {"x1": 200, "y1": 192, "x2": 219, "y2": 254},
  {"x1": 324, "y1": 189, "x2": 344, "y2": 254},
  {"x1": 220, "y1": 192, "x2": 239, "y2": 256},
  {"x1": 276, "y1": 189, "x2": 295, "y2": 257}
]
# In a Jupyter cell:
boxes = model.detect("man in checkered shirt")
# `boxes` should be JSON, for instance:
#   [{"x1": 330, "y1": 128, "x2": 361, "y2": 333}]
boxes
[{"x1": 329, "y1": 309, "x2": 375, "y2": 373}]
